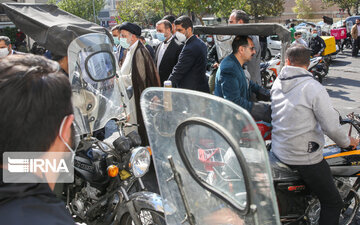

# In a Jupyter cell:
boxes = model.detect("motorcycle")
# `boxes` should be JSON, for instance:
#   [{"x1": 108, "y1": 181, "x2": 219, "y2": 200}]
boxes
[
  {"x1": 270, "y1": 112, "x2": 360, "y2": 225},
  {"x1": 260, "y1": 54, "x2": 281, "y2": 89},
  {"x1": 141, "y1": 87, "x2": 360, "y2": 225},
  {"x1": 308, "y1": 56, "x2": 327, "y2": 83},
  {"x1": 63, "y1": 33, "x2": 165, "y2": 225},
  {"x1": 2, "y1": 3, "x2": 165, "y2": 225},
  {"x1": 141, "y1": 87, "x2": 281, "y2": 225}
]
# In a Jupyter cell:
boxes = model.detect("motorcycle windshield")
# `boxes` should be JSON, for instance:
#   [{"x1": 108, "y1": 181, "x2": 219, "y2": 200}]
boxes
[
  {"x1": 141, "y1": 88, "x2": 280, "y2": 225},
  {"x1": 68, "y1": 33, "x2": 130, "y2": 135}
]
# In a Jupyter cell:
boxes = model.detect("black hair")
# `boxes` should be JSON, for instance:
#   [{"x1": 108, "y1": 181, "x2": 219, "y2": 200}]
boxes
[
  {"x1": 174, "y1": 16, "x2": 193, "y2": 30},
  {"x1": 294, "y1": 31, "x2": 302, "y2": 36},
  {"x1": 0, "y1": 54, "x2": 73, "y2": 162},
  {"x1": 0, "y1": 36, "x2": 11, "y2": 45},
  {"x1": 232, "y1": 35, "x2": 250, "y2": 53},
  {"x1": 231, "y1": 10, "x2": 249, "y2": 24},
  {"x1": 286, "y1": 44, "x2": 311, "y2": 67},
  {"x1": 290, "y1": 23, "x2": 295, "y2": 28},
  {"x1": 156, "y1": 20, "x2": 172, "y2": 31},
  {"x1": 162, "y1": 15, "x2": 176, "y2": 24}
]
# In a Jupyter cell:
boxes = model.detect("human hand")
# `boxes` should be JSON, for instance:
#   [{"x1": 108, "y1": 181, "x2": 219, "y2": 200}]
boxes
[
  {"x1": 150, "y1": 95, "x2": 161, "y2": 111},
  {"x1": 212, "y1": 63, "x2": 219, "y2": 69},
  {"x1": 349, "y1": 136, "x2": 359, "y2": 150}
]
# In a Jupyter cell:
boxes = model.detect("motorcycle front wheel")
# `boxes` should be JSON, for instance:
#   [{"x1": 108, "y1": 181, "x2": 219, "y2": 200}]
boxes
[{"x1": 120, "y1": 209, "x2": 165, "y2": 225}]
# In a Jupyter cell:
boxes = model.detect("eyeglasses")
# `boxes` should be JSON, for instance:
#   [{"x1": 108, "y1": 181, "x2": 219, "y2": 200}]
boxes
[{"x1": 242, "y1": 46, "x2": 255, "y2": 51}]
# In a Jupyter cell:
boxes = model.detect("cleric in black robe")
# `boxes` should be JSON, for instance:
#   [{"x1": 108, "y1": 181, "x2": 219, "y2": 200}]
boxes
[{"x1": 119, "y1": 22, "x2": 160, "y2": 146}]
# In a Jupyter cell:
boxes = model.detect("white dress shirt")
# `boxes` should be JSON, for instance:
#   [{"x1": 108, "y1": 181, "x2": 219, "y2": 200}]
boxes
[{"x1": 156, "y1": 36, "x2": 173, "y2": 71}]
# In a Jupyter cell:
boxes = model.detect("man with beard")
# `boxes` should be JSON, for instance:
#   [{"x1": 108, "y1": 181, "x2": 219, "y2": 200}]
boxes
[
  {"x1": 0, "y1": 54, "x2": 75, "y2": 225},
  {"x1": 167, "y1": 16, "x2": 209, "y2": 93},
  {"x1": 119, "y1": 22, "x2": 160, "y2": 145},
  {"x1": 228, "y1": 10, "x2": 261, "y2": 85},
  {"x1": 215, "y1": 35, "x2": 271, "y2": 122},
  {"x1": 0, "y1": 36, "x2": 23, "y2": 58},
  {"x1": 155, "y1": 19, "x2": 183, "y2": 85}
]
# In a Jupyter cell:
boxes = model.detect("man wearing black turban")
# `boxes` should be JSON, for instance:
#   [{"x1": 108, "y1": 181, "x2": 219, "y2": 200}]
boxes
[{"x1": 119, "y1": 22, "x2": 160, "y2": 146}]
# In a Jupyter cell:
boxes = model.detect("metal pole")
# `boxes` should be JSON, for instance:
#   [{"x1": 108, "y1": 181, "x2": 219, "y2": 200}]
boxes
[{"x1": 92, "y1": 0, "x2": 96, "y2": 23}]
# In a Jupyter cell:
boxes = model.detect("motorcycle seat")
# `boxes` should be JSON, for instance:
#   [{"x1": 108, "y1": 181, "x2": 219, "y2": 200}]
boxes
[{"x1": 268, "y1": 151, "x2": 302, "y2": 182}]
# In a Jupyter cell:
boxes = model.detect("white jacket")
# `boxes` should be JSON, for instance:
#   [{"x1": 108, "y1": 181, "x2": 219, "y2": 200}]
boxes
[{"x1": 271, "y1": 66, "x2": 350, "y2": 165}]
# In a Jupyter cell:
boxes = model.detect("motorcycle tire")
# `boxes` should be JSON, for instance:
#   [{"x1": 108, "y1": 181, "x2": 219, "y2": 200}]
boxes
[
  {"x1": 261, "y1": 71, "x2": 273, "y2": 89},
  {"x1": 120, "y1": 209, "x2": 165, "y2": 225},
  {"x1": 312, "y1": 72, "x2": 322, "y2": 84},
  {"x1": 345, "y1": 42, "x2": 352, "y2": 49},
  {"x1": 265, "y1": 49, "x2": 272, "y2": 61}
]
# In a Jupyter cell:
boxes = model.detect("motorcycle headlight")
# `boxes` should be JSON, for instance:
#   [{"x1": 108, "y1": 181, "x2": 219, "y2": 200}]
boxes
[{"x1": 129, "y1": 147, "x2": 151, "y2": 178}]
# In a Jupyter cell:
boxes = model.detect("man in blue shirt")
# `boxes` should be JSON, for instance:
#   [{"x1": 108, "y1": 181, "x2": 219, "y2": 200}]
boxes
[{"x1": 215, "y1": 35, "x2": 271, "y2": 122}]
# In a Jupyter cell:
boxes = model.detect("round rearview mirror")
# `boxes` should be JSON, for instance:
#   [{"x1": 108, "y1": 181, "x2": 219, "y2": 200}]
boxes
[
  {"x1": 175, "y1": 117, "x2": 250, "y2": 214},
  {"x1": 85, "y1": 51, "x2": 116, "y2": 81}
]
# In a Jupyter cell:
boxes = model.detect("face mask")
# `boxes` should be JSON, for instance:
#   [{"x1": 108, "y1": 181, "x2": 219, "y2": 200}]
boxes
[
  {"x1": 59, "y1": 116, "x2": 79, "y2": 161},
  {"x1": 0, "y1": 48, "x2": 9, "y2": 58},
  {"x1": 312, "y1": 33, "x2": 318, "y2": 38},
  {"x1": 206, "y1": 37, "x2": 213, "y2": 43},
  {"x1": 113, "y1": 36, "x2": 120, "y2": 46},
  {"x1": 119, "y1": 37, "x2": 131, "y2": 49},
  {"x1": 156, "y1": 32, "x2": 166, "y2": 42},
  {"x1": 175, "y1": 31, "x2": 186, "y2": 42}
]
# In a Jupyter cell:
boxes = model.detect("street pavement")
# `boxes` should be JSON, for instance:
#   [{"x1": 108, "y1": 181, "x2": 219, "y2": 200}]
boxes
[
  {"x1": 323, "y1": 49, "x2": 360, "y2": 225},
  {"x1": 324, "y1": 49, "x2": 360, "y2": 116}
]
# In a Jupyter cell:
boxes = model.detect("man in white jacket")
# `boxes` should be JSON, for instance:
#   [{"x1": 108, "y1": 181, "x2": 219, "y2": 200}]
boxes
[{"x1": 271, "y1": 44, "x2": 359, "y2": 225}]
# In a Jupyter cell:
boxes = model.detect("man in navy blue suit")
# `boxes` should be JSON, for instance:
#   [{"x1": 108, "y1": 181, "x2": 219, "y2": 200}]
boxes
[{"x1": 167, "y1": 16, "x2": 209, "y2": 93}]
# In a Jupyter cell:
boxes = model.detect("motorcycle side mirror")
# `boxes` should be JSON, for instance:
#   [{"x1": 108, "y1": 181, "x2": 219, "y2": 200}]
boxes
[
  {"x1": 175, "y1": 117, "x2": 251, "y2": 215},
  {"x1": 126, "y1": 86, "x2": 134, "y2": 100}
]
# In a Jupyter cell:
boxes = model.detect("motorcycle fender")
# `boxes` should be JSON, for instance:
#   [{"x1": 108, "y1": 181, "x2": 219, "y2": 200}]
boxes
[{"x1": 114, "y1": 191, "x2": 164, "y2": 222}]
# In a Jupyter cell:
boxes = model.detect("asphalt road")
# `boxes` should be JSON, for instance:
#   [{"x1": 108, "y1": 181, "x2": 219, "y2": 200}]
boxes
[
  {"x1": 324, "y1": 49, "x2": 360, "y2": 115},
  {"x1": 323, "y1": 49, "x2": 360, "y2": 225}
]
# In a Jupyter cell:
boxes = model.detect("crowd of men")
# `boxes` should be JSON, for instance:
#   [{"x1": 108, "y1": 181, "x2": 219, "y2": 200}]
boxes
[{"x1": 0, "y1": 9, "x2": 360, "y2": 225}]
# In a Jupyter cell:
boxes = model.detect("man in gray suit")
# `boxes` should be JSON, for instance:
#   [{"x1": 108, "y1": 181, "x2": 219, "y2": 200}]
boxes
[{"x1": 229, "y1": 10, "x2": 261, "y2": 85}]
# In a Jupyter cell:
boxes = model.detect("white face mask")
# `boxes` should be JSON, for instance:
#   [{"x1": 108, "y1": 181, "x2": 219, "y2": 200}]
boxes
[
  {"x1": 175, "y1": 31, "x2": 186, "y2": 42},
  {"x1": 0, "y1": 48, "x2": 9, "y2": 58},
  {"x1": 59, "y1": 116, "x2": 77, "y2": 161}
]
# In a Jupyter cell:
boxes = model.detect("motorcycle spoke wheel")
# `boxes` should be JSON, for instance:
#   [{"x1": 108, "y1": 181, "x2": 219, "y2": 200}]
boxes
[{"x1": 121, "y1": 210, "x2": 165, "y2": 225}]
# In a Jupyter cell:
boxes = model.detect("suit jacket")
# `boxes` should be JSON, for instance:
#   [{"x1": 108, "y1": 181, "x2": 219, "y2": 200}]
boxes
[
  {"x1": 168, "y1": 35, "x2": 209, "y2": 93},
  {"x1": 214, "y1": 54, "x2": 261, "y2": 112},
  {"x1": 145, "y1": 44, "x2": 156, "y2": 61},
  {"x1": 155, "y1": 37, "x2": 183, "y2": 85}
]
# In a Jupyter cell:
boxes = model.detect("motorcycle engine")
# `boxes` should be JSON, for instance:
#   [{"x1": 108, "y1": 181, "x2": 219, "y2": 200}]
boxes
[
  {"x1": 305, "y1": 198, "x2": 320, "y2": 225},
  {"x1": 335, "y1": 177, "x2": 353, "y2": 199},
  {"x1": 304, "y1": 178, "x2": 353, "y2": 225},
  {"x1": 70, "y1": 179, "x2": 108, "y2": 220}
]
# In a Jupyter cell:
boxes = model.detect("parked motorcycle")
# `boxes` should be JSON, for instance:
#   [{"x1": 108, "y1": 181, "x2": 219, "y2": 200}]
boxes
[
  {"x1": 260, "y1": 54, "x2": 281, "y2": 89},
  {"x1": 141, "y1": 87, "x2": 281, "y2": 225},
  {"x1": 141, "y1": 87, "x2": 360, "y2": 225},
  {"x1": 59, "y1": 33, "x2": 165, "y2": 225},
  {"x1": 2, "y1": 3, "x2": 166, "y2": 224}
]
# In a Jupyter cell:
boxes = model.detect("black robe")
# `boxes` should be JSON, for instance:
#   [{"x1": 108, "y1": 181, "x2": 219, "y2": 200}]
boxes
[{"x1": 131, "y1": 42, "x2": 160, "y2": 146}]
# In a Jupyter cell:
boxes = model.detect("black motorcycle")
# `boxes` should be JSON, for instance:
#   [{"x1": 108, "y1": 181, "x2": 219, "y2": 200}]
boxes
[{"x1": 58, "y1": 33, "x2": 165, "y2": 225}]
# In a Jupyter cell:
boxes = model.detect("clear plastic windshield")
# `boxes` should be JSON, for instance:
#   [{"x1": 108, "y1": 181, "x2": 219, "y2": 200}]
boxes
[
  {"x1": 215, "y1": 35, "x2": 234, "y2": 61},
  {"x1": 68, "y1": 33, "x2": 130, "y2": 135},
  {"x1": 141, "y1": 88, "x2": 280, "y2": 225}
]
